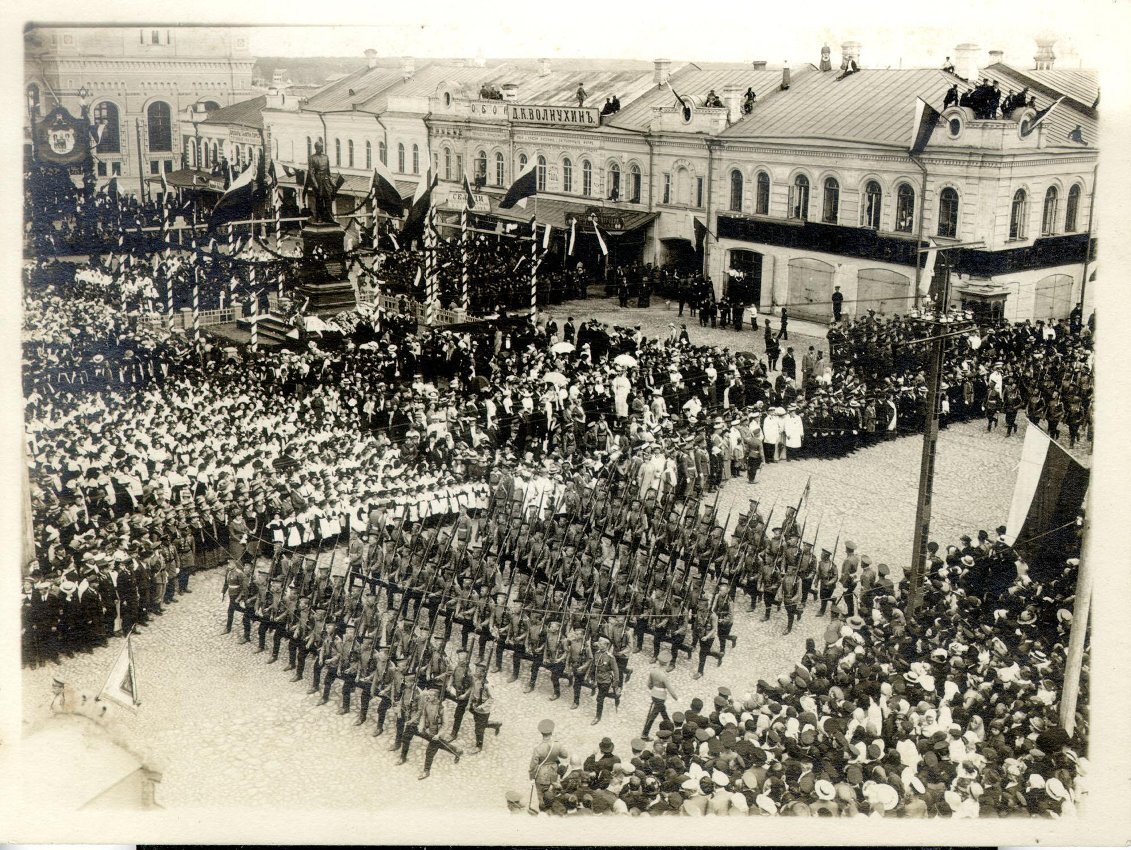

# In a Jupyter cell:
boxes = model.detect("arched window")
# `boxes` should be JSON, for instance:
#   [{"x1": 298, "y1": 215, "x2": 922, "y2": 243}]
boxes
[
  {"x1": 729, "y1": 169, "x2": 744, "y2": 212},
  {"x1": 1009, "y1": 189, "x2": 1028, "y2": 239},
  {"x1": 495, "y1": 151, "x2": 505, "y2": 186},
  {"x1": 822, "y1": 177, "x2": 840, "y2": 224},
  {"x1": 397, "y1": 143, "x2": 405, "y2": 173},
  {"x1": 201, "y1": 100, "x2": 221, "y2": 113},
  {"x1": 1065, "y1": 183, "x2": 1082, "y2": 232},
  {"x1": 518, "y1": 152, "x2": 528, "y2": 173},
  {"x1": 378, "y1": 140, "x2": 386, "y2": 166},
  {"x1": 334, "y1": 138, "x2": 341, "y2": 166},
  {"x1": 608, "y1": 163, "x2": 621, "y2": 200},
  {"x1": 674, "y1": 167, "x2": 691, "y2": 206},
  {"x1": 212, "y1": 141, "x2": 219, "y2": 166},
  {"x1": 307, "y1": 136, "x2": 312, "y2": 160},
  {"x1": 536, "y1": 155, "x2": 547, "y2": 191},
  {"x1": 895, "y1": 183, "x2": 915, "y2": 233},
  {"x1": 92, "y1": 101, "x2": 120, "y2": 154},
  {"x1": 629, "y1": 164, "x2": 642, "y2": 203},
  {"x1": 755, "y1": 171, "x2": 770, "y2": 215},
  {"x1": 348, "y1": 139, "x2": 355, "y2": 168},
  {"x1": 412, "y1": 144, "x2": 420, "y2": 174},
  {"x1": 789, "y1": 173, "x2": 810, "y2": 220},
  {"x1": 938, "y1": 187, "x2": 959, "y2": 238},
  {"x1": 444, "y1": 147, "x2": 452, "y2": 180},
  {"x1": 476, "y1": 150, "x2": 487, "y2": 183},
  {"x1": 146, "y1": 101, "x2": 172, "y2": 152},
  {"x1": 363, "y1": 140, "x2": 371, "y2": 169},
  {"x1": 582, "y1": 160, "x2": 593, "y2": 197},
  {"x1": 562, "y1": 158, "x2": 573, "y2": 193},
  {"x1": 1041, "y1": 186, "x2": 1059, "y2": 236},
  {"x1": 861, "y1": 180, "x2": 882, "y2": 229}
]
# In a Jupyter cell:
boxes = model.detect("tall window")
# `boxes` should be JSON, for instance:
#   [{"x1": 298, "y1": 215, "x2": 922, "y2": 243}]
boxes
[
  {"x1": 562, "y1": 157, "x2": 573, "y2": 193},
  {"x1": 696, "y1": 177, "x2": 704, "y2": 208},
  {"x1": 861, "y1": 180, "x2": 882, "y2": 229},
  {"x1": 378, "y1": 140, "x2": 386, "y2": 166},
  {"x1": 92, "y1": 101, "x2": 120, "y2": 153},
  {"x1": 536, "y1": 155, "x2": 547, "y2": 191},
  {"x1": 365, "y1": 141, "x2": 372, "y2": 169},
  {"x1": 151, "y1": 29, "x2": 160, "y2": 45},
  {"x1": 146, "y1": 101, "x2": 172, "y2": 152},
  {"x1": 1065, "y1": 184, "x2": 1082, "y2": 232},
  {"x1": 662, "y1": 173, "x2": 671, "y2": 205},
  {"x1": 443, "y1": 148, "x2": 452, "y2": 180},
  {"x1": 412, "y1": 144, "x2": 420, "y2": 174},
  {"x1": 822, "y1": 177, "x2": 840, "y2": 224},
  {"x1": 789, "y1": 174, "x2": 810, "y2": 220},
  {"x1": 476, "y1": 150, "x2": 487, "y2": 182},
  {"x1": 334, "y1": 138, "x2": 341, "y2": 166},
  {"x1": 938, "y1": 187, "x2": 959, "y2": 238},
  {"x1": 348, "y1": 139, "x2": 355, "y2": 168},
  {"x1": 729, "y1": 169, "x2": 744, "y2": 212},
  {"x1": 1041, "y1": 186, "x2": 1059, "y2": 236},
  {"x1": 1009, "y1": 189, "x2": 1028, "y2": 239},
  {"x1": 609, "y1": 163, "x2": 621, "y2": 200},
  {"x1": 629, "y1": 164, "x2": 641, "y2": 203},
  {"x1": 495, "y1": 151, "x2": 504, "y2": 186},
  {"x1": 212, "y1": 141, "x2": 219, "y2": 166},
  {"x1": 895, "y1": 183, "x2": 915, "y2": 233},
  {"x1": 582, "y1": 160, "x2": 592, "y2": 197},
  {"x1": 307, "y1": 136, "x2": 312, "y2": 159},
  {"x1": 518, "y1": 153, "x2": 528, "y2": 173},
  {"x1": 398, "y1": 143, "x2": 405, "y2": 173},
  {"x1": 755, "y1": 171, "x2": 770, "y2": 215}
]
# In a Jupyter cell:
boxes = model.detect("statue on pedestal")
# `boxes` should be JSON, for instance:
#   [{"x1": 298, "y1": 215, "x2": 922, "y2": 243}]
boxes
[{"x1": 303, "y1": 140, "x2": 339, "y2": 225}]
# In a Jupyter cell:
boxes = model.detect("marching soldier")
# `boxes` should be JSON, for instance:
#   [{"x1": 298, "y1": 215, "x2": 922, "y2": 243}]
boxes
[{"x1": 465, "y1": 661, "x2": 502, "y2": 755}]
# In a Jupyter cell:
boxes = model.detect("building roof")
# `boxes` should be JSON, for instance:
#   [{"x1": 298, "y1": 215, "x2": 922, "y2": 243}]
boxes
[
  {"x1": 605, "y1": 66, "x2": 798, "y2": 132},
  {"x1": 721, "y1": 67, "x2": 958, "y2": 148},
  {"x1": 302, "y1": 64, "x2": 414, "y2": 112},
  {"x1": 201, "y1": 95, "x2": 267, "y2": 130},
  {"x1": 982, "y1": 63, "x2": 1097, "y2": 148},
  {"x1": 995, "y1": 66, "x2": 1099, "y2": 111},
  {"x1": 475, "y1": 65, "x2": 659, "y2": 109},
  {"x1": 362, "y1": 63, "x2": 506, "y2": 112}
]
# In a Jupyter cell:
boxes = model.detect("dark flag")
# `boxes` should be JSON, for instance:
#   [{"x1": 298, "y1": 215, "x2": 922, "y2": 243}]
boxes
[
  {"x1": 401, "y1": 170, "x2": 437, "y2": 246},
  {"x1": 370, "y1": 158, "x2": 405, "y2": 216},
  {"x1": 693, "y1": 217, "x2": 707, "y2": 253},
  {"x1": 499, "y1": 157, "x2": 538, "y2": 209},
  {"x1": 1020, "y1": 97, "x2": 1065, "y2": 138},
  {"x1": 462, "y1": 171, "x2": 478, "y2": 210},
  {"x1": 208, "y1": 162, "x2": 257, "y2": 230},
  {"x1": 909, "y1": 97, "x2": 942, "y2": 156}
]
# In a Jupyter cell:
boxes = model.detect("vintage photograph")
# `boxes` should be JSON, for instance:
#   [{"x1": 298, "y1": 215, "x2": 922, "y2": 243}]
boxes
[{"x1": 6, "y1": 4, "x2": 1129, "y2": 843}]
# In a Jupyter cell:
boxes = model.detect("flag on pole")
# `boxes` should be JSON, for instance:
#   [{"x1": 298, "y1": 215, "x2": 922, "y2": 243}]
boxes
[
  {"x1": 402, "y1": 170, "x2": 438, "y2": 246},
  {"x1": 921, "y1": 237, "x2": 942, "y2": 302},
  {"x1": 99, "y1": 632, "x2": 140, "y2": 710},
  {"x1": 499, "y1": 156, "x2": 538, "y2": 209},
  {"x1": 671, "y1": 85, "x2": 693, "y2": 120},
  {"x1": 1020, "y1": 96, "x2": 1065, "y2": 138},
  {"x1": 370, "y1": 159, "x2": 405, "y2": 216},
  {"x1": 910, "y1": 97, "x2": 943, "y2": 156},
  {"x1": 567, "y1": 217, "x2": 576, "y2": 256},
  {"x1": 592, "y1": 217, "x2": 608, "y2": 256},
  {"x1": 542, "y1": 222, "x2": 552, "y2": 251},
  {"x1": 208, "y1": 161, "x2": 258, "y2": 230},
  {"x1": 159, "y1": 166, "x2": 169, "y2": 202},
  {"x1": 462, "y1": 171, "x2": 477, "y2": 210}
]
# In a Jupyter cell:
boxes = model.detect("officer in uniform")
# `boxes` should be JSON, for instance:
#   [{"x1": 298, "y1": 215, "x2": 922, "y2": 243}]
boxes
[
  {"x1": 398, "y1": 683, "x2": 463, "y2": 780},
  {"x1": 465, "y1": 661, "x2": 502, "y2": 754},
  {"x1": 816, "y1": 547, "x2": 838, "y2": 616},
  {"x1": 590, "y1": 635, "x2": 622, "y2": 725},
  {"x1": 446, "y1": 648, "x2": 474, "y2": 739}
]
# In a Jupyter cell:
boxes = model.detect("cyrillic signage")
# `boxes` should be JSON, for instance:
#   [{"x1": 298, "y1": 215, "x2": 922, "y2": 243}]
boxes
[{"x1": 507, "y1": 104, "x2": 601, "y2": 127}]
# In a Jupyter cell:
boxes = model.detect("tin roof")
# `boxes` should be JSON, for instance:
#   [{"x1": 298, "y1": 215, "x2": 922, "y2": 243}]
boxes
[
  {"x1": 605, "y1": 66, "x2": 800, "y2": 132},
  {"x1": 302, "y1": 65, "x2": 414, "y2": 112},
  {"x1": 362, "y1": 63, "x2": 509, "y2": 112},
  {"x1": 475, "y1": 66, "x2": 659, "y2": 109},
  {"x1": 721, "y1": 67, "x2": 957, "y2": 147},
  {"x1": 996, "y1": 66, "x2": 1099, "y2": 111},
  {"x1": 201, "y1": 95, "x2": 267, "y2": 130}
]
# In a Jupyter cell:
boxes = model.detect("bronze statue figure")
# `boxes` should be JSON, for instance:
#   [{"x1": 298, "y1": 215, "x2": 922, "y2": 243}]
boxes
[{"x1": 304, "y1": 140, "x2": 338, "y2": 225}]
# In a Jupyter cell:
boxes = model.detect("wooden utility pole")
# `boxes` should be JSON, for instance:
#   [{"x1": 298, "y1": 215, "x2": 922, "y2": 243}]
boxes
[{"x1": 1059, "y1": 500, "x2": 1090, "y2": 736}]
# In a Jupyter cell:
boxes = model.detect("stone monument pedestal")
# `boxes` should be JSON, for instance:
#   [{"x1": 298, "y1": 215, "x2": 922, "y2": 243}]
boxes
[{"x1": 294, "y1": 221, "x2": 357, "y2": 316}]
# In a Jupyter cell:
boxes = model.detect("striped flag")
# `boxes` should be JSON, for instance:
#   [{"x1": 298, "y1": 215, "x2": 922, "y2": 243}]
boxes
[
  {"x1": 591, "y1": 216, "x2": 608, "y2": 256},
  {"x1": 499, "y1": 157, "x2": 538, "y2": 209},
  {"x1": 542, "y1": 222, "x2": 552, "y2": 250},
  {"x1": 567, "y1": 217, "x2": 576, "y2": 256},
  {"x1": 1020, "y1": 96, "x2": 1065, "y2": 139},
  {"x1": 370, "y1": 158, "x2": 405, "y2": 216},
  {"x1": 99, "y1": 632, "x2": 140, "y2": 710},
  {"x1": 462, "y1": 171, "x2": 477, "y2": 210},
  {"x1": 910, "y1": 97, "x2": 943, "y2": 156}
]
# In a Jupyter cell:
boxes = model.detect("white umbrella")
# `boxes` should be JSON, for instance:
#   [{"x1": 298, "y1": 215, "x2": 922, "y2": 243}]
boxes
[
  {"x1": 304, "y1": 316, "x2": 331, "y2": 334},
  {"x1": 614, "y1": 353, "x2": 638, "y2": 368},
  {"x1": 551, "y1": 341, "x2": 576, "y2": 354},
  {"x1": 543, "y1": 372, "x2": 569, "y2": 388}
]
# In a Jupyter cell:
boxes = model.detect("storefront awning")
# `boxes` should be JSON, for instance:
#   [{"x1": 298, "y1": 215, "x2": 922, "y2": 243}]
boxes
[
  {"x1": 144, "y1": 168, "x2": 225, "y2": 192},
  {"x1": 468, "y1": 195, "x2": 656, "y2": 234}
]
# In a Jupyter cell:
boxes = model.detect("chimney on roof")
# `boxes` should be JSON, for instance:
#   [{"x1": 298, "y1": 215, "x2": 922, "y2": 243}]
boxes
[
  {"x1": 723, "y1": 84, "x2": 743, "y2": 124},
  {"x1": 539, "y1": 58, "x2": 551, "y2": 77},
  {"x1": 654, "y1": 58, "x2": 672, "y2": 87},
  {"x1": 752, "y1": 60, "x2": 768, "y2": 70},
  {"x1": 402, "y1": 57, "x2": 415, "y2": 80},
  {"x1": 364, "y1": 49, "x2": 378, "y2": 70},
  {"x1": 841, "y1": 40, "x2": 861, "y2": 68},
  {"x1": 1034, "y1": 36, "x2": 1056, "y2": 70},
  {"x1": 988, "y1": 49, "x2": 1004, "y2": 65},
  {"x1": 781, "y1": 61, "x2": 791, "y2": 91},
  {"x1": 953, "y1": 43, "x2": 981, "y2": 82}
]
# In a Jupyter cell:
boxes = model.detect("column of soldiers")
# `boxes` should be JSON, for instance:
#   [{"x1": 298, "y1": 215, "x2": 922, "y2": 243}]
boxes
[{"x1": 220, "y1": 454, "x2": 834, "y2": 764}]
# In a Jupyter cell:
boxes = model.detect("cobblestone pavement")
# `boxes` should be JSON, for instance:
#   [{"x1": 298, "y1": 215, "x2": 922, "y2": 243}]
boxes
[{"x1": 21, "y1": 417, "x2": 1028, "y2": 813}]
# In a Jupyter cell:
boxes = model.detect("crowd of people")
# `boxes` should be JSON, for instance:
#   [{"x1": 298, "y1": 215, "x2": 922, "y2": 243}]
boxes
[{"x1": 518, "y1": 515, "x2": 1088, "y2": 817}]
